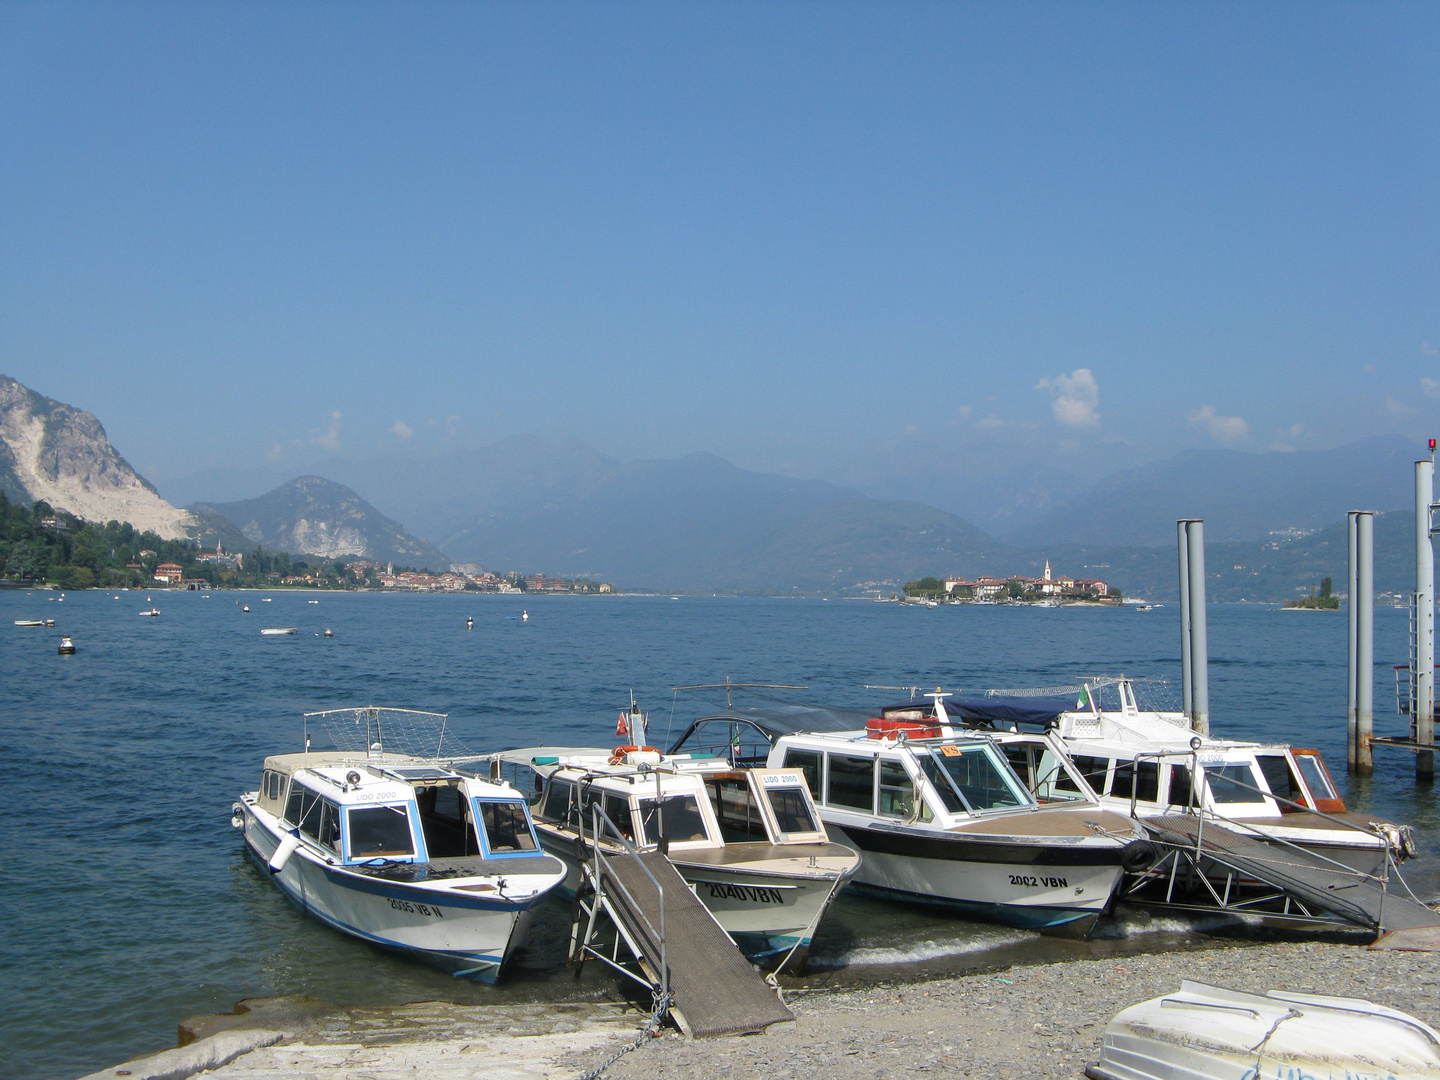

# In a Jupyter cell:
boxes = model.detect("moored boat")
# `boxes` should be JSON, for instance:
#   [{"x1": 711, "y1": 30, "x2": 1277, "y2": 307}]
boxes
[
  {"x1": 941, "y1": 677, "x2": 1414, "y2": 873},
  {"x1": 232, "y1": 707, "x2": 566, "y2": 982},
  {"x1": 493, "y1": 702, "x2": 860, "y2": 970},
  {"x1": 261, "y1": 627, "x2": 298, "y2": 636}
]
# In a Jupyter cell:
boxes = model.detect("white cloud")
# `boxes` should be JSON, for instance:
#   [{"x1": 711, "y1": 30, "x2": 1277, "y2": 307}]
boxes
[
  {"x1": 1036, "y1": 368, "x2": 1100, "y2": 429},
  {"x1": 956, "y1": 404, "x2": 973, "y2": 421},
  {"x1": 314, "y1": 411, "x2": 342, "y2": 452},
  {"x1": 1189, "y1": 405, "x2": 1250, "y2": 447},
  {"x1": 265, "y1": 443, "x2": 284, "y2": 464},
  {"x1": 976, "y1": 415, "x2": 1005, "y2": 431},
  {"x1": 390, "y1": 420, "x2": 414, "y2": 440},
  {"x1": 1423, "y1": 378, "x2": 1440, "y2": 400}
]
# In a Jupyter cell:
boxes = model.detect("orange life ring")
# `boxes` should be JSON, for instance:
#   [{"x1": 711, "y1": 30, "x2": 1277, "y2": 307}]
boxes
[{"x1": 610, "y1": 745, "x2": 660, "y2": 764}]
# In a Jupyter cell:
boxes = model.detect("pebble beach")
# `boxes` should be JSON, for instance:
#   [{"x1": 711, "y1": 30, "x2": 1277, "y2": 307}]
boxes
[{"x1": 86, "y1": 939, "x2": 1440, "y2": 1080}]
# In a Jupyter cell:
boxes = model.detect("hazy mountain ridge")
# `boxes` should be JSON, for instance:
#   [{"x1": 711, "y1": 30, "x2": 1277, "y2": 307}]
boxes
[
  {"x1": 0, "y1": 375, "x2": 195, "y2": 538},
  {"x1": 1009, "y1": 436, "x2": 1417, "y2": 546},
  {"x1": 193, "y1": 477, "x2": 451, "y2": 569}
]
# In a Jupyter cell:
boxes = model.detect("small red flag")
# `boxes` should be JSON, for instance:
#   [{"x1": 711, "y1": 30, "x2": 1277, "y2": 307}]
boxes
[{"x1": 616, "y1": 711, "x2": 629, "y2": 739}]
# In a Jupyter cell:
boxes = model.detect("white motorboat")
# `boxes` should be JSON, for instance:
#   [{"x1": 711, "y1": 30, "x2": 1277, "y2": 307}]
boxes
[
  {"x1": 1087, "y1": 980, "x2": 1440, "y2": 1080},
  {"x1": 945, "y1": 677, "x2": 1414, "y2": 873},
  {"x1": 14, "y1": 619, "x2": 46, "y2": 627},
  {"x1": 668, "y1": 699, "x2": 1155, "y2": 934},
  {"x1": 140, "y1": 608, "x2": 159, "y2": 617},
  {"x1": 232, "y1": 707, "x2": 566, "y2": 982},
  {"x1": 261, "y1": 627, "x2": 298, "y2": 636},
  {"x1": 766, "y1": 722, "x2": 1153, "y2": 934},
  {"x1": 493, "y1": 702, "x2": 859, "y2": 970}
]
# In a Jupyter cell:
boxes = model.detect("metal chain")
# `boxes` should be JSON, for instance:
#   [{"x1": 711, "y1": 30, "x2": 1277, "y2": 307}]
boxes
[{"x1": 571, "y1": 989, "x2": 673, "y2": 1080}]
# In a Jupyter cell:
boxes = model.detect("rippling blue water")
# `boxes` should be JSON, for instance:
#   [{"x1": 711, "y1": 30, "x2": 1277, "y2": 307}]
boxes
[{"x1": 2, "y1": 590, "x2": 1435, "y2": 1080}]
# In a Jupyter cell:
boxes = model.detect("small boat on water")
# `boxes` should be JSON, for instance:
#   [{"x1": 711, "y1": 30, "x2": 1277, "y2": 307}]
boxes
[
  {"x1": 232, "y1": 707, "x2": 566, "y2": 982},
  {"x1": 57, "y1": 635, "x2": 75, "y2": 655},
  {"x1": 140, "y1": 608, "x2": 159, "y2": 617},
  {"x1": 261, "y1": 627, "x2": 298, "y2": 636},
  {"x1": 493, "y1": 701, "x2": 860, "y2": 969},
  {"x1": 1086, "y1": 980, "x2": 1440, "y2": 1080},
  {"x1": 14, "y1": 619, "x2": 47, "y2": 627}
]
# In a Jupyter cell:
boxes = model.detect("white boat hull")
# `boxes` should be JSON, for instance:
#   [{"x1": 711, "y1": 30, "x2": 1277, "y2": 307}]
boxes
[
  {"x1": 240, "y1": 804, "x2": 544, "y2": 982},
  {"x1": 828, "y1": 824, "x2": 1124, "y2": 932}
]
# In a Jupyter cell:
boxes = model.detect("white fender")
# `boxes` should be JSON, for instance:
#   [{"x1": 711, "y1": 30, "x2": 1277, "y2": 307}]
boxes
[
  {"x1": 268, "y1": 831, "x2": 301, "y2": 874},
  {"x1": 230, "y1": 803, "x2": 245, "y2": 829}
]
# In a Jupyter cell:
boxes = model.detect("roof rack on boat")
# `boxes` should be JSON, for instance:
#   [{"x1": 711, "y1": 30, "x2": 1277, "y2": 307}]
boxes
[{"x1": 302, "y1": 706, "x2": 477, "y2": 761}]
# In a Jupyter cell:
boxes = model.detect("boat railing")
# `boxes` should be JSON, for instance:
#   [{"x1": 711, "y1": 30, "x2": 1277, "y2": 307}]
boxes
[{"x1": 576, "y1": 793, "x2": 669, "y2": 1006}]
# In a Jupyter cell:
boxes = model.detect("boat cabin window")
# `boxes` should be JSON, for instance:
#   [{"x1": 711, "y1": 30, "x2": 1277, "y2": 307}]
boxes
[
  {"x1": 1110, "y1": 761, "x2": 1159, "y2": 803},
  {"x1": 415, "y1": 784, "x2": 480, "y2": 858},
  {"x1": 826, "y1": 754, "x2": 875, "y2": 811},
  {"x1": 920, "y1": 746, "x2": 1029, "y2": 812},
  {"x1": 1065, "y1": 755, "x2": 1109, "y2": 795},
  {"x1": 877, "y1": 760, "x2": 919, "y2": 819},
  {"x1": 1256, "y1": 755, "x2": 1302, "y2": 810},
  {"x1": 637, "y1": 795, "x2": 709, "y2": 845},
  {"x1": 541, "y1": 779, "x2": 578, "y2": 826},
  {"x1": 782, "y1": 749, "x2": 822, "y2": 798},
  {"x1": 286, "y1": 784, "x2": 339, "y2": 848},
  {"x1": 1292, "y1": 754, "x2": 1338, "y2": 803},
  {"x1": 918, "y1": 754, "x2": 966, "y2": 813},
  {"x1": 1167, "y1": 765, "x2": 1195, "y2": 807},
  {"x1": 476, "y1": 800, "x2": 539, "y2": 854},
  {"x1": 261, "y1": 769, "x2": 286, "y2": 804},
  {"x1": 1027, "y1": 747, "x2": 1090, "y2": 803},
  {"x1": 707, "y1": 776, "x2": 767, "y2": 841},
  {"x1": 764, "y1": 785, "x2": 821, "y2": 835},
  {"x1": 600, "y1": 794, "x2": 636, "y2": 843},
  {"x1": 347, "y1": 804, "x2": 415, "y2": 859},
  {"x1": 1204, "y1": 764, "x2": 1265, "y2": 804}
]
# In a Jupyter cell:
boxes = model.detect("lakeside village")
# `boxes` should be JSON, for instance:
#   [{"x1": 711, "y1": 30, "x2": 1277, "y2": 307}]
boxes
[
  {"x1": 0, "y1": 496, "x2": 613, "y2": 594},
  {"x1": 899, "y1": 560, "x2": 1119, "y2": 604}
]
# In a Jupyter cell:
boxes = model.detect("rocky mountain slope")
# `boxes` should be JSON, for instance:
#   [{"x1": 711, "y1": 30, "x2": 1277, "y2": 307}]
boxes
[
  {"x1": 193, "y1": 476, "x2": 451, "y2": 569},
  {"x1": 0, "y1": 375, "x2": 194, "y2": 538}
]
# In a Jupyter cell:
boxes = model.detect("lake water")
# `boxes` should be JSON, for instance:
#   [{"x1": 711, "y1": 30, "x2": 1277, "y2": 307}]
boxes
[{"x1": 3, "y1": 589, "x2": 1436, "y2": 1080}]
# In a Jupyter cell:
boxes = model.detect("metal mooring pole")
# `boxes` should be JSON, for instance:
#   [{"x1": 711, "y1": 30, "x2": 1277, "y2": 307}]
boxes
[
  {"x1": 1418, "y1": 456, "x2": 1435, "y2": 781},
  {"x1": 1178, "y1": 519, "x2": 1193, "y2": 720},
  {"x1": 1348, "y1": 512, "x2": 1360, "y2": 773},
  {"x1": 1186, "y1": 519, "x2": 1210, "y2": 736},
  {"x1": 1348, "y1": 511, "x2": 1375, "y2": 775}
]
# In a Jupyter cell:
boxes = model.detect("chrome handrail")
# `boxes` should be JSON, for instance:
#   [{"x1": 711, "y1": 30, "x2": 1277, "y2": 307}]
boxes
[{"x1": 579, "y1": 793, "x2": 668, "y2": 1006}]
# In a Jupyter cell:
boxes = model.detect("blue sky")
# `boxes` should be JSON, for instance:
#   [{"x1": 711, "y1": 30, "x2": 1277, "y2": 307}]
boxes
[{"x1": 1, "y1": 2, "x2": 1437, "y2": 495}]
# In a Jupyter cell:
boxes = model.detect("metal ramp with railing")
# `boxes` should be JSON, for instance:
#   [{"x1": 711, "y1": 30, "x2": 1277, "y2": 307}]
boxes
[
  {"x1": 569, "y1": 809, "x2": 794, "y2": 1039},
  {"x1": 1127, "y1": 814, "x2": 1440, "y2": 935}
]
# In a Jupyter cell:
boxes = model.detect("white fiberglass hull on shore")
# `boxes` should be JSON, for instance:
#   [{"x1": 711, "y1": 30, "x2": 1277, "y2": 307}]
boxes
[{"x1": 238, "y1": 799, "x2": 555, "y2": 982}]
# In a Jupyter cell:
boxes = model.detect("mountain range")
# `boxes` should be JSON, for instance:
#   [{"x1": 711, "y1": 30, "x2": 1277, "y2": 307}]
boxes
[{"x1": 1, "y1": 374, "x2": 1430, "y2": 597}]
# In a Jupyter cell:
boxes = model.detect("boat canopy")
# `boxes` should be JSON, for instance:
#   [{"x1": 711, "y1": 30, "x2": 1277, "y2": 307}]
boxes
[{"x1": 944, "y1": 697, "x2": 1075, "y2": 730}]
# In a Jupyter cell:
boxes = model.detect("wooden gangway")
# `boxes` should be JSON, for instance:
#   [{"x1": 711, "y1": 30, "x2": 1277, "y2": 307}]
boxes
[
  {"x1": 1133, "y1": 814, "x2": 1440, "y2": 934},
  {"x1": 569, "y1": 813, "x2": 794, "y2": 1039}
]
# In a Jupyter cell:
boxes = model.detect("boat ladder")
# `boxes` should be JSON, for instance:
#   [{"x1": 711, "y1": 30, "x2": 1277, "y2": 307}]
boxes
[{"x1": 568, "y1": 804, "x2": 794, "y2": 1038}]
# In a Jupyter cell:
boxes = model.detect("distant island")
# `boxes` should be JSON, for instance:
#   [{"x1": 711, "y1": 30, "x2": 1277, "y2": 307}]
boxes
[
  {"x1": 900, "y1": 561, "x2": 1120, "y2": 604},
  {"x1": 1283, "y1": 577, "x2": 1340, "y2": 610},
  {"x1": 0, "y1": 494, "x2": 614, "y2": 594}
]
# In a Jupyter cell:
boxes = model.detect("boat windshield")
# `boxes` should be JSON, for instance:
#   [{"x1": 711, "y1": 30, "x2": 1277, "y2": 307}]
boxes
[
  {"x1": 476, "y1": 800, "x2": 539, "y2": 855},
  {"x1": 916, "y1": 745, "x2": 1032, "y2": 813},
  {"x1": 1203, "y1": 763, "x2": 1267, "y2": 804},
  {"x1": 347, "y1": 804, "x2": 416, "y2": 859},
  {"x1": 763, "y1": 785, "x2": 820, "y2": 834},
  {"x1": 637, "y1": 794, "x2": 710, "y2": 844},
  {"x1": 1292, "y1": 754, "x2": 1338, "y2": 802}
]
